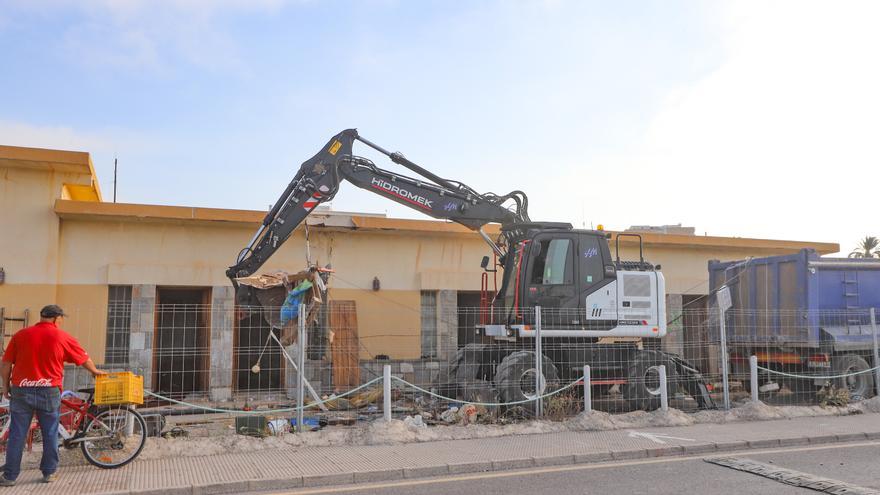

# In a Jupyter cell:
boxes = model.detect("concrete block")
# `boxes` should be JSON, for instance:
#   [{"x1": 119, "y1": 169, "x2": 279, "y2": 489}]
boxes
[
  {"x1": 682, "y1": 443, "x2": 717, "y2": 455},
  {"x1": 574, "y1": 452, "x2": 614, "y2": 464},
  {"x1": 139, "y1": 313, "x2": 154, "y2": 332},
  {"x1": 611, "y1": 449, "x2": 647, "y2": 460},
  {"x1": 645, "y1": 446, "x2": 685, "y2": 458},
  {"x1": 835, "y1": 433, "x2": 867, "y2": 442},
  {"x1": 448, "y1": 461, "x2": 493, "y2": 474},
  {"x1": 133, "y1": 487, "x2": 192, "y2": 495},
  {"x1": 247, "y1": 477, "x2": 304, "y2": 492},
  {"x1": 533, "y1": 455, "x2": 575, "y2": 467},
  {"x1": 491, "y1": 458, "x2": 535, "y2": 471},
  {"x1": 778, "y1": 437, "x2": 810, "y2": 447},
  {"x1": 210, "y1": 366, "x2": 233, "y2": 385},
  {"x1": 747, "y1": 439, "x2": 780, "y2": 449},
  {"x1": 353, "y1": 469, "x2": 404, "y2": 483},
  {"x1": 807, "y1": 434, "x2": 838, "y2": 445},
  {"x1": 425, "y1": 361, "x2": 441, "y2": 370},
  {"x1": 210, "y1": 387, "x2": 232, "y2": 402},
  {"x1": 302, "y1": 473, "x2": 355, "y2": 487},
  {"x1": 133, "y1": 284, "x2": 157, "y2": 299},
  {"x1": 192, "y1": 480, "x2": 250, "y2": 495},
  {"x1": 400, "y1": 362, "x2": 415, "y2": 374},
  {"x1": 404, "y1": 465, "x2": 449, "y2": 479}
]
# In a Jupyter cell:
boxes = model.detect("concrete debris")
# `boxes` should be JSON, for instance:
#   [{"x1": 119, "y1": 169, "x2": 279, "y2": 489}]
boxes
[
  {"x1": 402, "y1": 415, "x2": 426, "y2": 428},
  {"x1": 859, "y1": 396, "x2": 880, "y2": 413},
  {"x1": 439, "y1": 407, "x2": 459, "y2": 423},
  {"x1": 459, "y1": 404, "x2": 478, "y2": 425}
]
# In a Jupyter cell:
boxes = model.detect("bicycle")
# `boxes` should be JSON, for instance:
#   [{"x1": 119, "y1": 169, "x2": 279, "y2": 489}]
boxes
[{"x1": 0, "y1": 388, "x2": 147, "y2": 469}]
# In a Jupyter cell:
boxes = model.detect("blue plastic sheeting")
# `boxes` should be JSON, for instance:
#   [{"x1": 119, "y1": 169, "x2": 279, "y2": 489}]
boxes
[{"x1": 280, "y1": 279, "x2": 314, "y2": 327}]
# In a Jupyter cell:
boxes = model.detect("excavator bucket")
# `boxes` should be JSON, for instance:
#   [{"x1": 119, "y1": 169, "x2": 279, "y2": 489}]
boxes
[{"x1": 234, "y1": 266, "x2": 331, "y2": 331}]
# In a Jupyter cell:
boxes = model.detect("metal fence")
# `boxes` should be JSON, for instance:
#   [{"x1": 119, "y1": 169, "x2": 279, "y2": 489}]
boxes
[{"x1": 10, "y1": 302, "x2": 879, "y2": 439}]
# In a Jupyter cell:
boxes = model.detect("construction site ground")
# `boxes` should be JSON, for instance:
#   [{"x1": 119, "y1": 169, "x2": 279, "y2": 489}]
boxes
[{"x1": 1, "y1": 406, "x2": 879, "y2": 495}]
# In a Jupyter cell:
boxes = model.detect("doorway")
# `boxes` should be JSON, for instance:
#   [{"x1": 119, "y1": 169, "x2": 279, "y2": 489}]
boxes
[
  {"x1": 154, "y1": 288, "x2": 211, "y2": 397},
  {"x1": 234, "y1": 309, "x2": 283, "y2": 393},
  {"x1": 457, "y1": 291, "x2": 482, "y2": 347}
]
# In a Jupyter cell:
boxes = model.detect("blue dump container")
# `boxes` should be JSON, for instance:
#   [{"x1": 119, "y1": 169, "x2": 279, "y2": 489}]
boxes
[
  {"x1": 709, "y1": 249, "x2": 880, "y2": 397},
  {"x1": 709, "y1": 248, "x2": 880, "y2": 349}
]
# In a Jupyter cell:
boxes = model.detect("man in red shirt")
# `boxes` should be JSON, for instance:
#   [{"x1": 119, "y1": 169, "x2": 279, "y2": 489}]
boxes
[{"x1": 0, "y1": 305, "x2": 104, "y2": 486}]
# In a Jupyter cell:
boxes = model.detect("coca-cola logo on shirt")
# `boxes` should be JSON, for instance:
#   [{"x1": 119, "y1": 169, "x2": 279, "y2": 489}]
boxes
[{"x1": 18, "y1": 378, "x2": 53, "y2": 387}]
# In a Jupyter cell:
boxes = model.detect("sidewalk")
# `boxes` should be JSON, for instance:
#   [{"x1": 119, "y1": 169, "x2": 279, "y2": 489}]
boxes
[{"x1": 3, "y1": 412, "x2": 880, "y2": 495}]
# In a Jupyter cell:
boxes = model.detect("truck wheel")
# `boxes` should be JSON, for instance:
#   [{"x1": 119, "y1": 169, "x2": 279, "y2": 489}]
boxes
[
  {"x1": 833, "y1": 354, "x2": 875, "y2": 400},
  {"x1": 494, "y1": 351, "x2": 559, "y2": 416},
  {"x1": 622, "y1": 352, "x2": 674, "y2": 411}
]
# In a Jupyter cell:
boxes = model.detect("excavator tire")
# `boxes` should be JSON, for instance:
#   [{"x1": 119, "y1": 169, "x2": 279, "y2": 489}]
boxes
[
  {"x1": 494, "y1": 351, "x2": 559, "y2": 416},
  {"x1": 622, "y1": 351, "x2": 675, "y2": 411},
  {"x1": 449, "y1": 344, "x2": 493, "y2": 399}
]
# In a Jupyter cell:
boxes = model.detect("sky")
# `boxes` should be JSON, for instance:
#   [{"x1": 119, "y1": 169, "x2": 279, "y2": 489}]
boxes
[{"x1": 2, "y1": 0, "x2": 878, "y2": 255}]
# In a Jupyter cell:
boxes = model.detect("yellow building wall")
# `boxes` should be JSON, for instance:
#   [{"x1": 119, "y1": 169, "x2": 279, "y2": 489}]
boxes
[
  {"x1": 51, "y1": 219, "x2": 487, "y2": 360},
  {"x1": 0, "y1": 157, "x2": 95, "y2": 314},
  {"x1": 55, "y1": 284, "x2": 109, "y2": 361},
  {"x1": 329, "y1": 288, "x2": 421, "y2": 360}
]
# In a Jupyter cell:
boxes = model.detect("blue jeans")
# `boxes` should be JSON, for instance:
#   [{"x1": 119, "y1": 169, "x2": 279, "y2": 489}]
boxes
[{"x1": 4, "y1": 387, "x2": 61, "y2": 480}]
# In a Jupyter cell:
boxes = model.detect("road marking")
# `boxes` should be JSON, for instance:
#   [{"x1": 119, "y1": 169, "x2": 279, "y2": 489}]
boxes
[
  {"x1": 269, "y1": 441, "x2": 880, "y2": 495},
  {"x1": 705, "y1": 457, "x2": 880, "y2": 494},
  {"x1": 627, "y1": 431, "x2": 695, "y2": 444}
]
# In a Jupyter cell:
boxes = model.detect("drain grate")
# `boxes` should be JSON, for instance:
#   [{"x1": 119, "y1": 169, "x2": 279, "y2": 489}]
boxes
[{"x1": 704, "y1": 457, "x2": 880, "y2": 495}]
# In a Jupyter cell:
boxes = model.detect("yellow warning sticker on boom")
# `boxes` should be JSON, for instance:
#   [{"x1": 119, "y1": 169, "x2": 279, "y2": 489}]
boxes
[{"x1": 328, "y1": 140, "x2": 342, "y2": 155}]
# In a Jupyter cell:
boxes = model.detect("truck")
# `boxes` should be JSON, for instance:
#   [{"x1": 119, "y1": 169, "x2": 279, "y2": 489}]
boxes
[
  {"x1": 709, "y1": 248, "x2": 879, "y2": 400},
  {"x1": 227, "y1": 129, "x2": 715, "y2": 412}
]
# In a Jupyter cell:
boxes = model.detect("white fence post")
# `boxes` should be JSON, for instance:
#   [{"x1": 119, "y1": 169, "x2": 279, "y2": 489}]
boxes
[
  {"x1": 749, "y1": 355, "x2": 759, "y2": 402},
  {"x1": 871, "y1": 308, "x2": 880, "y2": 399},
  {"x1": 659, "y1": 365, "x2": 668, "y2": 412},
  {"x1": 535, "y1": 306, "x2": 543, "y2": 418},
  {"x1": 297, "y1": 303, "x2": 306, "y2": 433},
  {"x1": 383, "y1": 364, "x2": 392, "y2": 422},
  {"x1": 583, "y1": 365, "x2": 592, "y2": 414},
  {"x1": 717, "y1": 286, "x2": 732, "y2": 411}
]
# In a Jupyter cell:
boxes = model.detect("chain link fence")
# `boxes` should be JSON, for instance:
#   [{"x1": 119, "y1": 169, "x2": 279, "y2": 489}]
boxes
[{"x1": 8, "y1": 302, "x2": 877, "y2": 440}]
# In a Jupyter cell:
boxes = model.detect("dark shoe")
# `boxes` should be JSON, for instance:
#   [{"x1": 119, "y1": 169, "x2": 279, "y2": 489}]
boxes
[
  {"x1": 0, "y1": 475, "x2": 15, "y2": 487},
  {"x1": 41, "y1": 473, "x2": 57, "y2": 483}
]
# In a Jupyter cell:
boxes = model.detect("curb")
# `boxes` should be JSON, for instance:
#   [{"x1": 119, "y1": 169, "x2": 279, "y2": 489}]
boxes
[{"x1": 98, "y1": 432, "x2": 880, "y2": 495}]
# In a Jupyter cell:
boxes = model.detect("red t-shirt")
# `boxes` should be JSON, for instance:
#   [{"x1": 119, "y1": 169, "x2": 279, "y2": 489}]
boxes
[{"x1": 2, "y1": 322, "x2": 89, "y2": 388}]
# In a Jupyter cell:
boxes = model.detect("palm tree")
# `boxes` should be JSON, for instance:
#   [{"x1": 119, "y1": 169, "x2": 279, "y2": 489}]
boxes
[{"x1": 849, "y1": 236, "x2": 880, "y2": 258}]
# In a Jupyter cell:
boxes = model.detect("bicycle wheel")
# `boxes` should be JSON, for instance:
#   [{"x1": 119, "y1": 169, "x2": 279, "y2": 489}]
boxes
[
  {"x1": 0, "y1": 408, "x2": 9, "y2": 453},
  {"x1": 80, "y1": 405, "x2": 147, "y2": 469}
]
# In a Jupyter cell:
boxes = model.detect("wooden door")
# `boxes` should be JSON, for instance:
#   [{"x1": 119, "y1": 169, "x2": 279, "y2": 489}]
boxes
[{"x1": 329, "y1": 300, "x2": 360, "y2": 392}]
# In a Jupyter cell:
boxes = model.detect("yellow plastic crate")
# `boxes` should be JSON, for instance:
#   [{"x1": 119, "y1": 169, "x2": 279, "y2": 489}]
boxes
[{"x1": 95, "y1": 372, "x2": 144, "y2": 405}]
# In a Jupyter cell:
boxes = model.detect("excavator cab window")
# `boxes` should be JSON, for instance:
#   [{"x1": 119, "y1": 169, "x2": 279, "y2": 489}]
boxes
[
  {"x1": 529, "y1": 239, "x2": 574, "y2": 285},
  {"x1": 523, "y1": 235, "x2": 579, "y2": 322}
]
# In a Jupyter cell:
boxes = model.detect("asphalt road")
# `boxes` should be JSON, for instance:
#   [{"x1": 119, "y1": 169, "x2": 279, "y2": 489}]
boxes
[{"x1": 260, "y1": 442, "x2": 880, "y2": 495}]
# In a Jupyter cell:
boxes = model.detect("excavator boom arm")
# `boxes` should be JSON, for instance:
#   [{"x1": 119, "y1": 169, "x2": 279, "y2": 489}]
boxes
[{"x1": 227, "y1": 129, "x2": 528, "y2": 296}]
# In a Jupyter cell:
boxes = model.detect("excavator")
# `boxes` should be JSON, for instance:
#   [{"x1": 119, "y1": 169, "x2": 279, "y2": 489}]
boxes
[{"x1": 227, "y1": 129, "x2": 715, "y2": 412}]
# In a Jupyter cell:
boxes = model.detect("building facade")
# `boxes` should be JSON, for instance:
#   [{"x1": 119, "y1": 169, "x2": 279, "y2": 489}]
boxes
[{"x1": 0, "y1": 144, "x2": 840, "y2": 400}]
